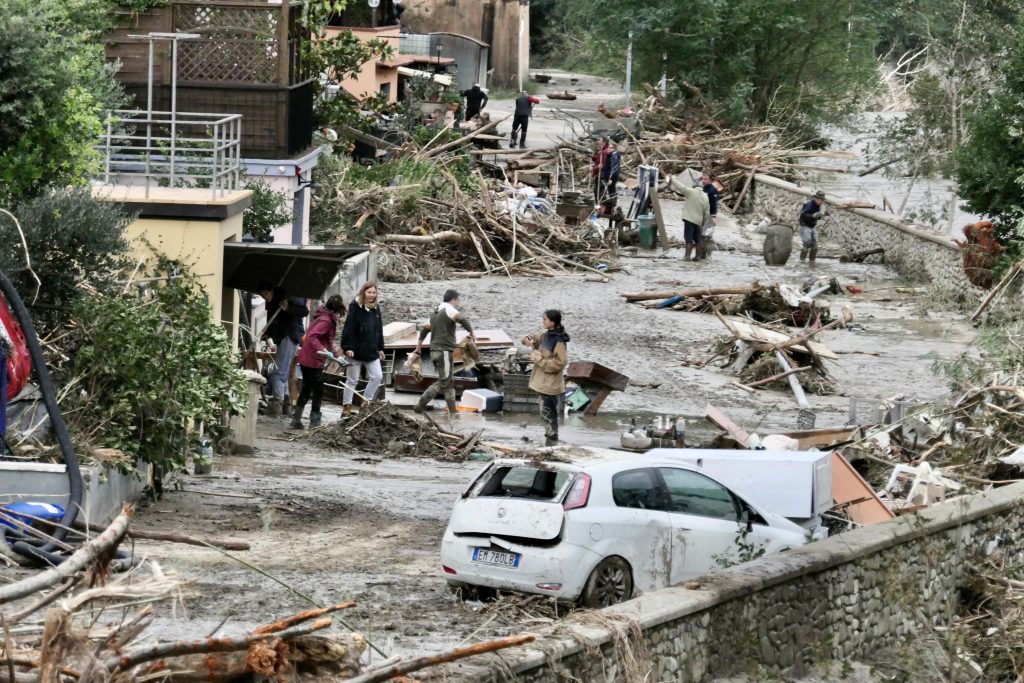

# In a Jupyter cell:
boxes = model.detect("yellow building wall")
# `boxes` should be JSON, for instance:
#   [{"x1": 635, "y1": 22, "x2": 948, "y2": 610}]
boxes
[
  {"x1": 326, "y1": 25, "x2": 401, "y2": 103},
  {"x1": 124, "y1": 215, "x2": 243, "y2": 345}
]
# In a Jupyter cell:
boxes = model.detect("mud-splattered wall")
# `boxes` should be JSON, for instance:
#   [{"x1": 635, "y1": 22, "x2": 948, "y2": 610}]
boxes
[
  {"x1": 750, "y1": 175, "x2": 981, "y2": 301},
  {"x1": 456, "y1": 482, "x2": 1024, "y2": 681}
]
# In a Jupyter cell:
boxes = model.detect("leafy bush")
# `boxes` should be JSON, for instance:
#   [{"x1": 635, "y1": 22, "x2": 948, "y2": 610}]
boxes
[
  {"x1": 0, "y1": 0, "x2": 125, "y2": 198},
  {"x1": 54, "y1": 259, "x2": 246, "y2": 468},
  {"x1": 243, "y1": 179, "x2": 292, "y2": 242},
  {"x1": 3, "y1": 187, "x2": 130, "y2": 335}
]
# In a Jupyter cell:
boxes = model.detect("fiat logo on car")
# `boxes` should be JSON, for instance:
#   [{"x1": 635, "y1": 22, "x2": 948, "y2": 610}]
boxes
[{"x1": 497, "y1": 507, "x2": 507, "y2": 518}]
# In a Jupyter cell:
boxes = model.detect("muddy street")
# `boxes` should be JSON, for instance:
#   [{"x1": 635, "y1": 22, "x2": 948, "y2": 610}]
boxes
[{"x1": 131, "y1": 192, "x2": 978, "y2": 673}]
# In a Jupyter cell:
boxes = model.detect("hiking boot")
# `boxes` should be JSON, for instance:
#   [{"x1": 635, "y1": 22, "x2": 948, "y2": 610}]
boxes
[
  {"x1": 288, "y1": 405, "x2": 304, "y2": 429},
  {"x1": 309, "y1": 411, "x2": 322, "y2": 428},
  {"x1": 266, "y1": 398, "x2": 282, "y2": 417},
  {"x1": 342, "y1": 404, "x2": 355, "y2": 417}
]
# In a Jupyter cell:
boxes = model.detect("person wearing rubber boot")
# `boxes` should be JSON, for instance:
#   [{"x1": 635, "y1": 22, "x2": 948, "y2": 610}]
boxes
[
  {"x1": 290, "y1": 295, "x2": 346, "y2": 429},
  {"x1": 523, "y1": 310, "x2": 570, "y2": 447},
  {"x1": 414, "y1": 290, "x2": 475, "y2": 414},
  {"x1": 798, "y1": 190, "x2": 826, "y2": 263},
  {"x1": 340, "y1": 281, "x2": 386, "y2": 416},
  {"x1": 258, "y1": 282, "x2": 308, "y2": 417},
  {"x1": 679, "y1": 179, "x2": 711, "y2": 262}
]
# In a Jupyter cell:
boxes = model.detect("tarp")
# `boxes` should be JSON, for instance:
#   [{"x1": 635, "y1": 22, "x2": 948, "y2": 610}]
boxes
[
  {"x1": 222, "y1": 243, "x2": 368, "y2": 299},
  {"x1": 396, "y1": 66, "x2": 453, "y2": 86}
]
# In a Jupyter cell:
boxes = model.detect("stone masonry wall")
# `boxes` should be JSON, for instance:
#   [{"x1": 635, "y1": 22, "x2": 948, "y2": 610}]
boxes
[
  {"x1": 750, "y1": 175, "x2": 980, "y2": 301},
  {"x1": 454, "y1": 482, "x2": 1024, "y2": 681}
]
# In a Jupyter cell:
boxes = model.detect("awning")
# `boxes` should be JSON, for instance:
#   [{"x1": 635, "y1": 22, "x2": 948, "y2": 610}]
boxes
[
  {"x1": 223, "y1": 243, "x2": 369, "y2": 299},
  {"x1": 396, "y1": 66, "x2": 453, "y2": 86}
]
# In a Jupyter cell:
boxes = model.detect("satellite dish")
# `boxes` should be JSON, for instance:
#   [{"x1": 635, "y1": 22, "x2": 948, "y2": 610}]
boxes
[{"x1": 367, "y1": 0, "x2": 380, "y2": 7}]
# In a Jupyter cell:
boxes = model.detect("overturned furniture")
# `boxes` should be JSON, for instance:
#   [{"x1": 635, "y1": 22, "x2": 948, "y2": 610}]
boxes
[{"x1": 565, "y1": 361, "x2": 629, "y2": 415}]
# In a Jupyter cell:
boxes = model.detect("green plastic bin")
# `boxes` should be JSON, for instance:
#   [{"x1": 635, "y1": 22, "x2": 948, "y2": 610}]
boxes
[{"x1": 637, "y1": 214, "x2": 657, "y2": 249}]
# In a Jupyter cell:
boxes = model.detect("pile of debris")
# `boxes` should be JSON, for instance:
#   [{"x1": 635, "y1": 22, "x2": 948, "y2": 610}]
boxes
[{"x1": 309, "y1": 402, "x2": 480, "y2": 461}]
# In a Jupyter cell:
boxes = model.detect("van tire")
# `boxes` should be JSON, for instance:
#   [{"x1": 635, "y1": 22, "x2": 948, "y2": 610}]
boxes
[{"x1": 580, "y1": 556, "x2": 633, "y2": 608}]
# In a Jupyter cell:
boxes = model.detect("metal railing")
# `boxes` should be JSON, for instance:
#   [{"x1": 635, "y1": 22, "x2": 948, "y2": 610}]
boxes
[{"x1": 98, "y1": 109, "x2": 243, "y2": 199}]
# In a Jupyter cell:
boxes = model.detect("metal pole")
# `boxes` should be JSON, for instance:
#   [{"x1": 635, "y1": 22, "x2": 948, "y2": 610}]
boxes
[
  {"x1": 170, "y1": 36, "x2": 179, "y2": 187},
  {"x1": 146, "y1": 37, "x2": 155, "y2": 198},
  {"x1": 625, "y1": 31, "x2": 634, "y2": 109}
]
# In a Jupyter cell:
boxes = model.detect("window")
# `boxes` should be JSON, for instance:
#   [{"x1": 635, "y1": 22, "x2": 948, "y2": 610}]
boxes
[
  {"x1": 612, "y1": 469, "x2": 663, "y2": 510},
  {"x1": 658, "y1": 468, "x2": 740, "y2": 521},
  {"x1": 476, "y1": 466, "x2": 572, "y2": 501}
]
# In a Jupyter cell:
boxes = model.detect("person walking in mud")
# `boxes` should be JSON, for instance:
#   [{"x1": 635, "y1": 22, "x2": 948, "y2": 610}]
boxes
[
  {"x1": 340, "y1": 281, "x2": 386, "y2": 416},
  {"x1": 414, "y1": 289, "x2": 475, "y2": 414},
  {"x1": 798, "y1": 190, "x2": 827, "y2": 262},
  {"x1": 699, "y1": 172, "x2": 719, "y2": 260},
  {"x1": 523, "y1": 310, "x2": 569, "y2": 447},
  {"x1": 290, "y1": 294, "x2": 346, "y2": 429},
  {"x1": 510, "y1": 90, "x2": 540, "y2": 149}
]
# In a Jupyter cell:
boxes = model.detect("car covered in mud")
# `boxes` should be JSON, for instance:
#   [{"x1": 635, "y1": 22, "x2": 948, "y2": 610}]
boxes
[{"x1": 440, "y1": 453, "x2": 808, "y2": 607}]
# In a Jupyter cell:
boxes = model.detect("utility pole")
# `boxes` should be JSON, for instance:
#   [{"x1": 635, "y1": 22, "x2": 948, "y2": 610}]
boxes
[{"x1": 625, "y1": 30, "x2": 634, "y2": 109}]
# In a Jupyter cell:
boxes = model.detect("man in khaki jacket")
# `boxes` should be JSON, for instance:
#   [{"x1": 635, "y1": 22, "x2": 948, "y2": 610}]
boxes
[
  {"x1": 676, "y1": 177, "x2": 711, "y2": 262},
  {"x1": 522, "y1": 309, "x2": 569, "y2": 446}
]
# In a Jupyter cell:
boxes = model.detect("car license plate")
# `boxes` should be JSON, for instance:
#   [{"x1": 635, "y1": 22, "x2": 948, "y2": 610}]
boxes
[{"x1": 471, "y1": 547, "x2": 520, "y2": 568}]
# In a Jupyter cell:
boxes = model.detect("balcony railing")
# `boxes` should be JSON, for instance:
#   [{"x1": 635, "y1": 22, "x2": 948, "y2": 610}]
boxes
[{"x1": 98, "y1": 109, "x2": 242, "y2": 199}]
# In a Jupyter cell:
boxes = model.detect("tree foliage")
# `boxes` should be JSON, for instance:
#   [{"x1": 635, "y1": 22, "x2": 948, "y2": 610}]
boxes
[
  {"x1": 955, "y1": 14, "x2": 1024, "y2": 235},
  {"x1": 542, "y1": 0, "x2": 882, "y2": 138},
  {"x1": 0, "y1": 0, "x2": 125, "y2": 199},
  {"x1": 54, "y1": 260, "x2": 246, "y2": 467},
  {"x1": 242, "y1": 179, "x2": 292, "y2": 242},
  {"x1": 2, "y1": 187, "x2": 129, "y2": 335}
]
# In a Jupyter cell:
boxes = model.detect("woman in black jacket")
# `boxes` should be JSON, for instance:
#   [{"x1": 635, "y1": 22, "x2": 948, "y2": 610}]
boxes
[{"x1": 340, "y1": 281, "x2": 385, "y2": 416}]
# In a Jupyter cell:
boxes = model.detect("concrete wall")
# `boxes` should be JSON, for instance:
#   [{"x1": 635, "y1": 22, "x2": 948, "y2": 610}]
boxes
[
  {"x1": 401, "y1": 0, "x2": 527, "y2": 87},
  {"x1": 751, "y1": 175, "x2": 980, "y2": 300},
  {"x1": 462, "y1": 482, "x2": 1024, "y2": 681},
  {"x1": 0, "y1": 461, "x2": 150, "y2": 526}
]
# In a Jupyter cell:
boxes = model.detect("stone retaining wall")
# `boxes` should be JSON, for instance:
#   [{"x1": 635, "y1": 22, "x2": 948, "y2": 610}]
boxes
[
  {"x1": 458, "y1": 482, "x2": 1024, "y2": 681},
  {"x1": 750, "y1": 175, "x2": 980, "y2": 300}
]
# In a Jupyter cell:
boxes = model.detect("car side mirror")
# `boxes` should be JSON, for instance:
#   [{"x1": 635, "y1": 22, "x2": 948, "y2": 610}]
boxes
[{"x1": 742, "y1": 507, "x2": 753, "y2": 533}]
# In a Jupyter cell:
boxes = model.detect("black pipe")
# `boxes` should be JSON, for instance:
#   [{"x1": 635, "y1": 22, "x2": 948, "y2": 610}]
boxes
[{"x1": 0, "y1": 269, "x2": 84, "y2": 564}]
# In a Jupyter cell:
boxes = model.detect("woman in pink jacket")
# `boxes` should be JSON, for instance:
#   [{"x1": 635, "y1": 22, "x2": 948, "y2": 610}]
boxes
[{"x1": 290, "y1": 295, "x2": 345, "y2": 429}]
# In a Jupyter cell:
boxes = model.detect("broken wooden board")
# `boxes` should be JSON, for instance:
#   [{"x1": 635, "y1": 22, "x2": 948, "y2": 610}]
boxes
[
  {"x1": 831, "y1": 452, "x2": 895, "y2": 525},
  {"x1": 727, "y1": 320, "x2": 839, "y2": 360},
  {"x1": 651, "y1": 185, "x2": 671, "y2": 252},
  {"x1": 705, "y1": 403, "x2": 751, "y2": 447}
]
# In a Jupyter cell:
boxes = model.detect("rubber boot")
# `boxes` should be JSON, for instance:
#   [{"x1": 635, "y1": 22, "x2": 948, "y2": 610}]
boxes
[
  {"x1": 414, "y1": 395, "x2": 431, "y2": 413},
  {"x1": 342, "y1": 404, "x2": 354, "y2": 417},
  {"x1": 445, "y1": 399, "x2": 458, "y2": 415},
  {"x1": 309, "y1": 411, "x2": 322, "y2": 428},
  {"x1": 800, "y1": 247, "x2": 809, "y2": 262},
  {"x1": 808, "y1": 246, "x2": 818, "y2": 263},
  {"x1": 266, "y1": 398, "x2": 282, "y2": 417},
  {"x1": 289, "y1": 405, "x2": 304, "y2": 429},
  {"x1": 545, "y1": 436, "x2": 559, "y2": 447},
  {"x1": 684, "y1": 245, "x2": 694, "y2": 261}
]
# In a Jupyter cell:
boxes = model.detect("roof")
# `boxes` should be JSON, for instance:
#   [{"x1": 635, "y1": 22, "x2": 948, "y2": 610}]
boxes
[{"x1": 222, "y1": 243, "x2": 369, "y2": 299}]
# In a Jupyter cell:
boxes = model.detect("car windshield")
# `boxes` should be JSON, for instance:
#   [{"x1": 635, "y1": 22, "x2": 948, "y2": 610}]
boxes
[{"x1": 474, "y1": 465, "x2": 573, "y2": 502}]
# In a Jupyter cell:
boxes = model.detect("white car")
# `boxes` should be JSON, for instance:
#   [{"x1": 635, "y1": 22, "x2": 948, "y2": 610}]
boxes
[{"x1": 440, "y1": 453, "x2": 808, "y2": 607}]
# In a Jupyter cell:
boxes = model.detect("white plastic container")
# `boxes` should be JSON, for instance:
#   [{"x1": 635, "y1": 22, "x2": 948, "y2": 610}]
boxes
[{"x1": 461, "y1": 388, "x2": 504, "y2": 413}]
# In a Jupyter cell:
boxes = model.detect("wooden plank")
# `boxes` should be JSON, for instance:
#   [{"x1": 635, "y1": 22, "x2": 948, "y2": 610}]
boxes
[
  {"x1": 651, "y1": 185, "x2": 670, "y2": 252},
  {"x1": 704, "y1": 403, "x2": 750, "y2": 446},
  {"x1": 831, "y1": 452, "x2": 895, "y2": 525},
  {"x1": 728, "y1": 320, "x2": 839, "y2": 360},
  {"x1": 382, "y1": 322, "x2": 417, "y2": 345}
]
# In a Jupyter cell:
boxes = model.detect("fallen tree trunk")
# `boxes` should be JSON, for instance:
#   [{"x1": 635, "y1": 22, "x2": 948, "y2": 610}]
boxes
[
  {"x1": 343, "y1": 634, "x2": 536, "y2": 683},
  {"x1": 74, "y1": 520, "x2": 249, "y2": 551},
  {"x1": 621, "y1": 282, "x2": 761, "y2": 302},
  {"x1": 420, "y1": 115, "x2": 511, "y2": 159},
  {"x1": 377, "y1": 231, "x2": 472, "y2": 246},
  {"x1": 0, "y1": 509, "x2": 131, "y2": 605},
  {"x1": 745, "y1": 365, "x2": 811, "y2": 388}
]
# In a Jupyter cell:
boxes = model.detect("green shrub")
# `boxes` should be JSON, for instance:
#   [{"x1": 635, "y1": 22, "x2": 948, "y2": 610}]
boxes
[{"x1": 54, "y1": 259, "x2": 246, "y2": 469}]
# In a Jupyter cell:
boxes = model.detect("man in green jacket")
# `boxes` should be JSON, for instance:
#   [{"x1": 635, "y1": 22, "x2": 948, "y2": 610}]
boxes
[{"x1": 414, "y1": 289, "x2": 476, "y2": 413}]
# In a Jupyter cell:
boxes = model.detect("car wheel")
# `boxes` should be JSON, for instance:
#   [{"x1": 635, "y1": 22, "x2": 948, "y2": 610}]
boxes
[{"x1": 580, "y1": 556, "x2": 633, "y2": 608}]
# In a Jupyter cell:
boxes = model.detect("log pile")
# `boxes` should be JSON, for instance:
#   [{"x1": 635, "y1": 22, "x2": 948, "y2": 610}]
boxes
[{"x1": 0, "y1": 509, "x2": 536, "y2": 682}]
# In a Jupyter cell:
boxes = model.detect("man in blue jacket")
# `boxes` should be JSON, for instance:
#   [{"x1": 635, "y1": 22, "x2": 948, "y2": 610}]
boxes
[{"x1": 798, "y1": 190, "x2": 826, "y2": 262}]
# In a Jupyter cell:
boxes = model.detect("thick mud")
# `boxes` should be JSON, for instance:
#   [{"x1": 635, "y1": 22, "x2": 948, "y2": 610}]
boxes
[{"x1": 131, "y1": 72, "x2": 978, "y2": 675}]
